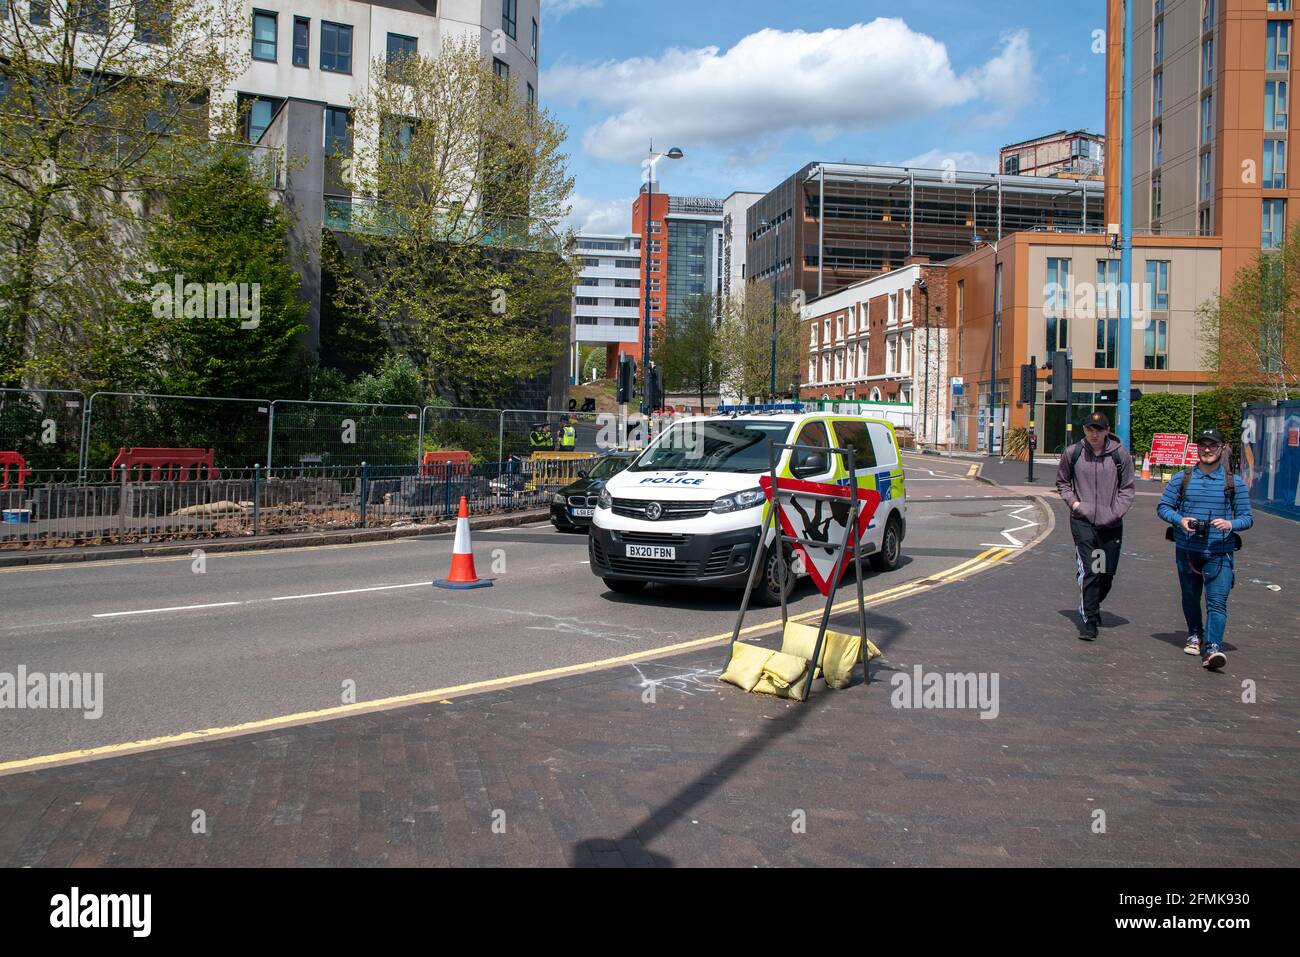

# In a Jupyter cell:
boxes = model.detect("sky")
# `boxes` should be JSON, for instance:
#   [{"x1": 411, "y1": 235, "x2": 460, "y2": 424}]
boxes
[{"x1": 538, "y1": 0, "x2": 1107, "y2": 236}]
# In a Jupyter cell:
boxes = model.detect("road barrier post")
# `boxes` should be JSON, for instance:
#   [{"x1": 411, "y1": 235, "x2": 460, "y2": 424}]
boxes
[
  {"x1": 359, "y1": 461, "x2": 368, "y2": 529},
  {"x1": 253, "y1": 464, "x2": 261, "y2": 535},
  {"x1": 118, "y1": 464, "x2": 127, "y2": 545}
]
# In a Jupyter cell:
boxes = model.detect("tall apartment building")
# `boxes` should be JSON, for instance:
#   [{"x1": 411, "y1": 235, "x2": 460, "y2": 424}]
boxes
[
  {"x1": 570, "y1": 233, "x2": 643, "y2": 379},
  {"x1": 1000, "y1": 130, "x2": 1105, "y2": 178},
  {"x1": 630, "y1": 191, "x2": 725, "y2": 353},
  {"x1": 1106, "y1": 0, "x2": 1295, "y2": 289},
  {"x1": 746, "y1": 162, "x2": 1104, "y2": 308}
]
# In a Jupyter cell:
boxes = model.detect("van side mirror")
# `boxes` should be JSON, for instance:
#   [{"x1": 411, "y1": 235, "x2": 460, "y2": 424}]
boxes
[{"x1": 792, "y1": 450, "x2": 828, "y2": 478}]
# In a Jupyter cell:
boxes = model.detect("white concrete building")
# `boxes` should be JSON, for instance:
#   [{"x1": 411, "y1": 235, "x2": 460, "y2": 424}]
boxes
[
  {"x1": 571, "y1": 233, "x2": 642, "y2": 381},
  {"x1": 721, "y1": 191, "x2": 763, "y2": 305}
]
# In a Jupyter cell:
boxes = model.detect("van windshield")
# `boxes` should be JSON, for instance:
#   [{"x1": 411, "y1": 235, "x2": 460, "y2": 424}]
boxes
[{"x1": 630, "y1": 420, "x2": 793, "y2": 473}]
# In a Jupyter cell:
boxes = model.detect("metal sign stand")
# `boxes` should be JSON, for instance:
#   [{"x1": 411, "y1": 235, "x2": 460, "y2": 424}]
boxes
[{"x1": 727, "y1": 441, "x2": 872, "y2": 701}]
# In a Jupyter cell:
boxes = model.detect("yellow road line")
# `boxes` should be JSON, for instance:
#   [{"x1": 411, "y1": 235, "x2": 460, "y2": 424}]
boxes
[{"x1": 0, "y1": 547, "x2": 1018, "y2": 777}]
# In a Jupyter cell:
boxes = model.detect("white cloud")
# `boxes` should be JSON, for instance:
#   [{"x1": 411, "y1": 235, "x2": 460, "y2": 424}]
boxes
[
  {"x1": 543, "y1": 0, "x2": 603, "y2": 20},
  {"x1": 543, "y1": 20, "x2": 1035, "y2": 164},
  {"x1": 895, "y1": 148, "x2": 998, "y2": 173},
  {"x1": 563, "y1": 194, "x2": 633, "y2": 235}
]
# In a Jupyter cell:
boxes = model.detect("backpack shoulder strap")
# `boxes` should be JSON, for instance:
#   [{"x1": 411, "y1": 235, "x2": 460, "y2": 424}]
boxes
[
  {"x1": 1068, "y1": 442, "x2": 1083, "y2": 477},
  {"x1": 1175, "y1": 467, "x2": 1194, "y2": 512}
]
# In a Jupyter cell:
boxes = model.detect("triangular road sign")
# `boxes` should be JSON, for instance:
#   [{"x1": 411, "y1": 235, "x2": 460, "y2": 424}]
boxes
[{"x1": 758, "y1": 476, "x2": 882, "y2": 596}]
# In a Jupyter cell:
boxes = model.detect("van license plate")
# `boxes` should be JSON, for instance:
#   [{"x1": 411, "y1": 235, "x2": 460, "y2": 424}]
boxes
[
  {"x1": 626, "y1": 545, "x2": 675, "y2": 560},
  {"x1": 571, "y1": 508, "x2": 594, "y2": 518}
]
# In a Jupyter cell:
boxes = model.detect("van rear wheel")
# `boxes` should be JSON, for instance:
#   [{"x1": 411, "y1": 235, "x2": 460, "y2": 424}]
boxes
[{"x1": 603, "y1": 577, "x2": 647, "y2": 595}]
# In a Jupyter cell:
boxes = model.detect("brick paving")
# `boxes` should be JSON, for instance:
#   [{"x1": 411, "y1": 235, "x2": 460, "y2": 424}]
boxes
[{"x1": 1, "y1": 490, "x2": 1297, "y2": 867}]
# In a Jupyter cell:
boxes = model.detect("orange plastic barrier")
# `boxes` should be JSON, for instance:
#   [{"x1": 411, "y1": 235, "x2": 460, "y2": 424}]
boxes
[
  {"x1": 110, "y1": 447, "x2": 220, "y2": 481},
  {"x1": 0, "y1": 451, "x2": 32, "y2": 490},
  {"x1": 420, "y1": 450, "x2": 472, "y2": 476}
]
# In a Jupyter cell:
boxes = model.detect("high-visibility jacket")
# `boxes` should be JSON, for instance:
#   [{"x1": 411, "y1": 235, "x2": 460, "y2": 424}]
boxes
[
  {"x1": 560, "y1": 426, "x2": 576, "y2": 449},
  {"x1": 529, "y1": 430, "x2": 548, "y2": 448}
]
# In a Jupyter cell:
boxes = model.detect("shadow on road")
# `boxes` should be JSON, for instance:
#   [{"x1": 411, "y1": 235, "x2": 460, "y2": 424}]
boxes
[{"x1": 571, "y1": 608, "x2": 907, "y2": 867}]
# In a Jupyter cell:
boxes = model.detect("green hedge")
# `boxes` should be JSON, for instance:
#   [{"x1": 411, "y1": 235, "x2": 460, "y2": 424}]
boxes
[{"x1": 1130, "y1": 387, "x2": 1274, "y2": 457}]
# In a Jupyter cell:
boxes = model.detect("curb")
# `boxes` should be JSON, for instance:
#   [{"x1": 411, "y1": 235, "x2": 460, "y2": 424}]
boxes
[{"x1": 0, "y1": 509, "x2": 551, "y2": 568}]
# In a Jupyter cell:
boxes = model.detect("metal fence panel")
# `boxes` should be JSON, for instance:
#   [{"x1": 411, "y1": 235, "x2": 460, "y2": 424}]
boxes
[
  {"x1": 82, "y1": 392, "x2": 271, "y2": 472},
  {"x1": 420, "y1": 406, "x2": 504, "y2": 463},
  {"x1": 267, "y1": 400, "x2": 421, "y2": 469}
]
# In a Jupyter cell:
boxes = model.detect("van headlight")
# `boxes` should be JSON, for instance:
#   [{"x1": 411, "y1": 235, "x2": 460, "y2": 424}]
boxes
[
  {"x1": 598, "y1": 488, "x2": 612, "y2": 509},
  {"x1": 711, "y1": 488, "x2": 765, "y2": 513}
]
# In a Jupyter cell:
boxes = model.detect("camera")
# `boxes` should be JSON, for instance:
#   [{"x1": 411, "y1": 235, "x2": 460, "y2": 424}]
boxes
[{"x1": 1187, "y1": 518, "x2": 1212, "y2": 539}]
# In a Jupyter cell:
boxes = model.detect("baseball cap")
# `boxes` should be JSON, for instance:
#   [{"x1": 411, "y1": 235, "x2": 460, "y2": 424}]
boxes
[
  {"x1": 1083, "y1": 411, "x2": 1110, "y2": 431},
  {"x1": 1195, "y1": 428, "x2": 1225, "y2": 445}
]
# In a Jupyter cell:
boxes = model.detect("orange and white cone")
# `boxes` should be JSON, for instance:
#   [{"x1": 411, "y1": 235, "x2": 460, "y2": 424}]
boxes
[
  {"x1": 1141, "y1": 454, "x2": 1151, "y2": 481},
  {"x1": 432, "y1": 496, "x2": 493, "y2": 589}
]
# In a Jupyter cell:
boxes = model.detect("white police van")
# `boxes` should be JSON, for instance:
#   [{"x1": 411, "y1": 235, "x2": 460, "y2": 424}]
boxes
[{"x1": 589, "y1": 406, "x2": 907, "y2": 604}]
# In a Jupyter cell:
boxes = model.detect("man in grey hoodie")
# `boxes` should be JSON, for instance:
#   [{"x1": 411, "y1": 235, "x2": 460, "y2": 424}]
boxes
[{"x1": 1055, "y1": 411, "x2": 1136, "y2": 640}]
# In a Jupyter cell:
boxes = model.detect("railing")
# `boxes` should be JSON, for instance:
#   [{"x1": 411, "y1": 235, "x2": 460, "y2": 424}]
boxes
[{"x1": 0, "y1": 459, "x2": 597, "y2": 550}]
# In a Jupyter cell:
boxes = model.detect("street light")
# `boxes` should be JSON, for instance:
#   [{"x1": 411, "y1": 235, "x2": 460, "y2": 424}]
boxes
[
  {"x1": 759, "y1": 217, "x2": 780, "y2": 400},
  {"x1": 640, "y1": 145, "x2": 684, "y2": 417}
]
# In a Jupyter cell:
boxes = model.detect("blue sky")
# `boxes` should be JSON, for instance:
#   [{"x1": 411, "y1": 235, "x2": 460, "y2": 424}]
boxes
[{"x1": 538, "y1": 0, "x2": 1106, "y2": 234}]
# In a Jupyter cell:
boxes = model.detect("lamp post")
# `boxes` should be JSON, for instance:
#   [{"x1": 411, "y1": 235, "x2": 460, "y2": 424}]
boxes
[
  {"x1": 760, "y1": 217, "x2": 780, "y2": 399},
  {"x1": 640, "y1": 145, "x2": 684, "y2": 417}
]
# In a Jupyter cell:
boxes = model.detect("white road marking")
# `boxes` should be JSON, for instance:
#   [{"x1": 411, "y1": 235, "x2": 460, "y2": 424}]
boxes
[
  {"x1": 93, "y1": 601, "x2": 243, "y2": 619},
  {"x1": 270, "y1": 582, "x2": 429, "y2": 601},
  {"x1": 982, "y1": 501, "x2": 1041, "y2": 548}
]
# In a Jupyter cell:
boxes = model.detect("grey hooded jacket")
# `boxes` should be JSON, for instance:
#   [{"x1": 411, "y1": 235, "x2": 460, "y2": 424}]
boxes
[{"x1": 1055, "y1": 433, "x2": 1136, "y2": 529}]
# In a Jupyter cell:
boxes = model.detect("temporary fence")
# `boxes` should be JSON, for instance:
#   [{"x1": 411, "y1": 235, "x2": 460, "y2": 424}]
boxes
[
  {"x1": 0, "y1": 458, "x2": 597, "y2": 550},
  {"x1": 266, "y1": 399, "x2": 422, "y2": 469},
  {"x1": 0, "y1": 388, "x2": 86, "y2": 472},
  {"x1": 1241, "y1": 400, "x2": 1300, "y2": 521}
]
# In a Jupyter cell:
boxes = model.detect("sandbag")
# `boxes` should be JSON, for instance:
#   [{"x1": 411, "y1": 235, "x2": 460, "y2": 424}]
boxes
[
  {"x1": 720, "y1": 641, "x2": 773, "y2": 692},
  {"x1": 781, "y1": 621, "x2": 860, "y2": 689}
]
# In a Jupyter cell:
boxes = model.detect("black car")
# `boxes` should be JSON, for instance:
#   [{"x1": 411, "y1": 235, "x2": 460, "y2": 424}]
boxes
[{"x1": 549, "y1": 451, "x2": 638, "y2": 531}]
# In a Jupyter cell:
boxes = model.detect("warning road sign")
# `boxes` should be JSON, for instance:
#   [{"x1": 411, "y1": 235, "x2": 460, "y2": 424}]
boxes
[{"x1": 758, "y1": 475, "x2": 882, "y2": 596}]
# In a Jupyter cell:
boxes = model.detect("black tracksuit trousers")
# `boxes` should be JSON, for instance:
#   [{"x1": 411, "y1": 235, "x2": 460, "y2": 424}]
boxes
[{"x1": 1070, "y1": 514, "x2": 1123, "y2": 625}]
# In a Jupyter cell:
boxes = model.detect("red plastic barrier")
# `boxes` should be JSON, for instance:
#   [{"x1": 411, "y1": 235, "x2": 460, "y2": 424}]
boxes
[
  {"x1": 0, "y1": 451, "x2": 32, "y2": 490},
  {"x1": 110, "y1": 447, "x2": 220, "y2": 481},
  {"x1": 420, "y1": 450, "x2": 472, "y2": 477}
]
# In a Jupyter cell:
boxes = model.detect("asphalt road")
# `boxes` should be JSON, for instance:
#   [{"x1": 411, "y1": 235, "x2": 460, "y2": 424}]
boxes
[{"x1": 0, "y1": 453, "x2": 1042, "y2": 764}]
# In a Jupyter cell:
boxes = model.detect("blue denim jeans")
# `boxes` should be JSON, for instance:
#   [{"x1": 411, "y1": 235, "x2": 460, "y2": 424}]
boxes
[{"x1": 1175, "y1": 549, "x2": 1234, "y2": 651}]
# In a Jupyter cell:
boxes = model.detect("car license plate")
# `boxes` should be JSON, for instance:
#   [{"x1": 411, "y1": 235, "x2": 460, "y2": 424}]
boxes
[
  {"x1": 626, "y1": 544, "x2": 675, "y2": 560},
  {"x1": 571, "y1": 508, "x2": 594, "y2": 518}
]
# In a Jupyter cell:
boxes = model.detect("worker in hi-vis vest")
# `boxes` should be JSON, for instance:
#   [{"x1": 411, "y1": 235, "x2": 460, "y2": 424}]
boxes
[
  {"x1": 560, "y1": 419, "x2": 576, "y2": 451},
  {"x1": 529, "y1": 424, "x2": 551, "y2": 449}
]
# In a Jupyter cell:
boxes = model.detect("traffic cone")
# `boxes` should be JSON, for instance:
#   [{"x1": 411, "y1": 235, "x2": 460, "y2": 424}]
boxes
[
  {"x1": 432, "y1": 496, "x2": 493, "y2": 589},
  {"x1": 1141, "y1": 454, "x2": 1151, "y2": 481}
]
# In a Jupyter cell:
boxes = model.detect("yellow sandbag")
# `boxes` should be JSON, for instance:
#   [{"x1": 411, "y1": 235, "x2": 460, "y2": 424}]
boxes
[
  {"x1": 760, "y1": 649, "x2": 808, "y2": 688},
  {"x1": 754, "y1": 672, "x2": 808, "y2": 701},
  {"x1": 720, "y1": 641, "x2": 774, "y2": 692},
  {"x1": 782, "y1": 621, "x2": 860, "y2": 689},
  {"x1": 865, "y1": 639, "x2": 882, "y2": 660}
]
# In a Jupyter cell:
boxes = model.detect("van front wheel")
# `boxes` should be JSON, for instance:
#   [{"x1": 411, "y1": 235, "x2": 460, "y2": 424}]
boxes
[{"x1": 752, "y1": 545, "x2": 795, "y2": 607}]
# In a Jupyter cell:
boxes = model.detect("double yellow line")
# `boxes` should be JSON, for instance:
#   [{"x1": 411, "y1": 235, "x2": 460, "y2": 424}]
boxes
[{"x1": 0, "y1": 548, "x2": 1012, "y2": 777}]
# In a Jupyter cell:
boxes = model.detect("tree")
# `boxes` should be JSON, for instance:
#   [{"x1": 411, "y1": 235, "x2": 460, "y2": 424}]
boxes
[
  {"x1": 659, "y1": 294, "x2": 720, "y2": 409},
  {"x1": 717, "y1": 283, "x2": 803, "y2": 401},
  {"x1": 0, "y1": 0, "x2": 247, "y2": 387},
  {"x1": 1197, "y1": 223, "x2": 1300, "y2": 399},
  {"x1": 328, "y1": 35, "x2": 577, "y2": 408},
  {"x1": 114, "y1": 151, "x2": 308, "y2": 399}
]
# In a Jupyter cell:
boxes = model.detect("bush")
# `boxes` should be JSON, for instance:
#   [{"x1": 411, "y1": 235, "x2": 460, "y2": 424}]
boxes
[{"x1": 1130, "y1": 387, "x2": 1275, "y2": 458}]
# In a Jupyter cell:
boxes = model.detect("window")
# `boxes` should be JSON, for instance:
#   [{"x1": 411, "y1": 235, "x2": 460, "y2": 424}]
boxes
[
  {"x1": 493, "y1": 57, "x2": 509, "y2": 92},
  {"x1": 1263, "y1": 199, "x2": 1286, "y2": 248},
  {"x1": 1264, "y1": 139, "x2": 1287, "y2": 189},
  {"x1": 1145, "y1": 260, "x2": 1170, "y2": 311},
  {"x1": 1269, "y1": 1, "x2": 1292, "y2": 10},
  {"x1": 1151, "y1": 124, "x2": 1162, "y2": 167},
  {"x1": 1096, "y1": 259, "x2": 1120, "y2": 368},
  {"x1": 321, "y1": 21, "x2": 352, "y2": 74},
  {"x1": 1199, "y1": 206, "x2": 1214, "y2": 236},
  {"x1": 1268, "y1": 21, "x2": 1291, "y2": 72},
  {"x1": 1153, "y1": 19, "x2": 1164, "y2": 67},
  {"x1": 502, "y1": 0, "x2": 517, "y2": 40},
  {"x1": 1095, "y1": 316, "x2": 1119, "y2": 370},
  {"x1": 809, "y1": 324, "x2": 818, "y2": 347},
  {"x1": 574, "y1": 297, "x2": 598, "y2": 306},
  {"x1": 252, "y1": 11, "x2": 277, "y2": 61},
  {"x1": 614, "y1": 299, "x2": 638, "y2": 308},
  {"x1": 831, "y1": 421, "x2": 877, "y2": 470},
  {"x1": 387, "y1": 33, "x2": 417, "y2": 80},
  {"x1": 1199, "y1": 150, "x2": 1213, "y2": 200},
  {"x1": 808, "y1": 358, "x2": 818, "y2": 383},
  {"x1": 1003, "y1": 155, "x2": 1020, "y2": 175},
  {"x1": 531, "y1": 17, "x2": 538, "y2": 61},
  {"x1": 242, "y1": 95, "x2": 282, "y2": 143},
  {"x1": 1201, "y1": 94, "x2": 1213, "y2": 145},
  {"x1": 527, "y1": 82, "x2": 535, "y2": 114},
  {"x1": 1201, "y1": 38, "x2": 1213, "y2": 88},
  {"x1": 1152, "y1": 71, "x2": 1163, "y2": 116},
  {"x1": 1045, "y1": 258, "x2": 1070, "y2": 352},
  {"x1": 135, "y1": 0, "x2": 171, "y2": 43},
  {"x1": 81, "y1": 0, "x2": 109, "y2": 34},
  {"x1": 1096, "y1": 259, "x2": 1120, "y2": 314},
  {"x1": 293, "y1": 17, "x2": 309, "y2": 67},
  {"x1": 835, "y1": 315, "x2": 843, "y2": 340},
  {"x1": 324, "y1": 106, "x2": 350, "y2": 158},
  {"x1": 1150, "y1": 172, "x2": 1162, "y2": 220},
  {"x1": 29, "y1": 0, "x2": 50, "y2": 25},
  {"x1": 1144, "y1": 319, "x2": 1168, "y2": 370},
  {"x1": 1266, "y1": 80, "x2": 1288, "y2": 131},
  {"x1": 1203, "y1": 0, "x2": 1215, "y2": 31}
]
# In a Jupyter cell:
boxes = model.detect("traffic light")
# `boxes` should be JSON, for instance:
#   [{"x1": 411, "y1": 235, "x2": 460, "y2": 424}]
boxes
[
  {"x1": 1046, "y1": 350, "x2": 1072, "y2": 403},
  {"x1": 1019, "y1": 362, "x2": 1035, "y2": 404},
  {"x1": 616, "y1": 354, "x2": 637, "y2": 404},
  {"x1": 648, "y1": 364, "x2": 664, "y2": 411}
]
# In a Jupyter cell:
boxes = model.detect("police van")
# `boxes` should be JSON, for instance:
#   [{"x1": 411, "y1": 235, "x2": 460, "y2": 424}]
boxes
[{"x1": 589, "y1": 407, "x2": 907, "y2": 605}]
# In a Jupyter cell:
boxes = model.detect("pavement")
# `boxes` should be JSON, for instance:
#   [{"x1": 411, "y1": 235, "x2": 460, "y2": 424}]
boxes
[{"x1": 1, "y1": 453, "x2": 1296, "y2": 867}]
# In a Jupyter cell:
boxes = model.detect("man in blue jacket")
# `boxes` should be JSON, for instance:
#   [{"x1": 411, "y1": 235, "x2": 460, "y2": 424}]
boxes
[{"x1": 1156, "y1": 428, "x2": 1252, "y2": 670}]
